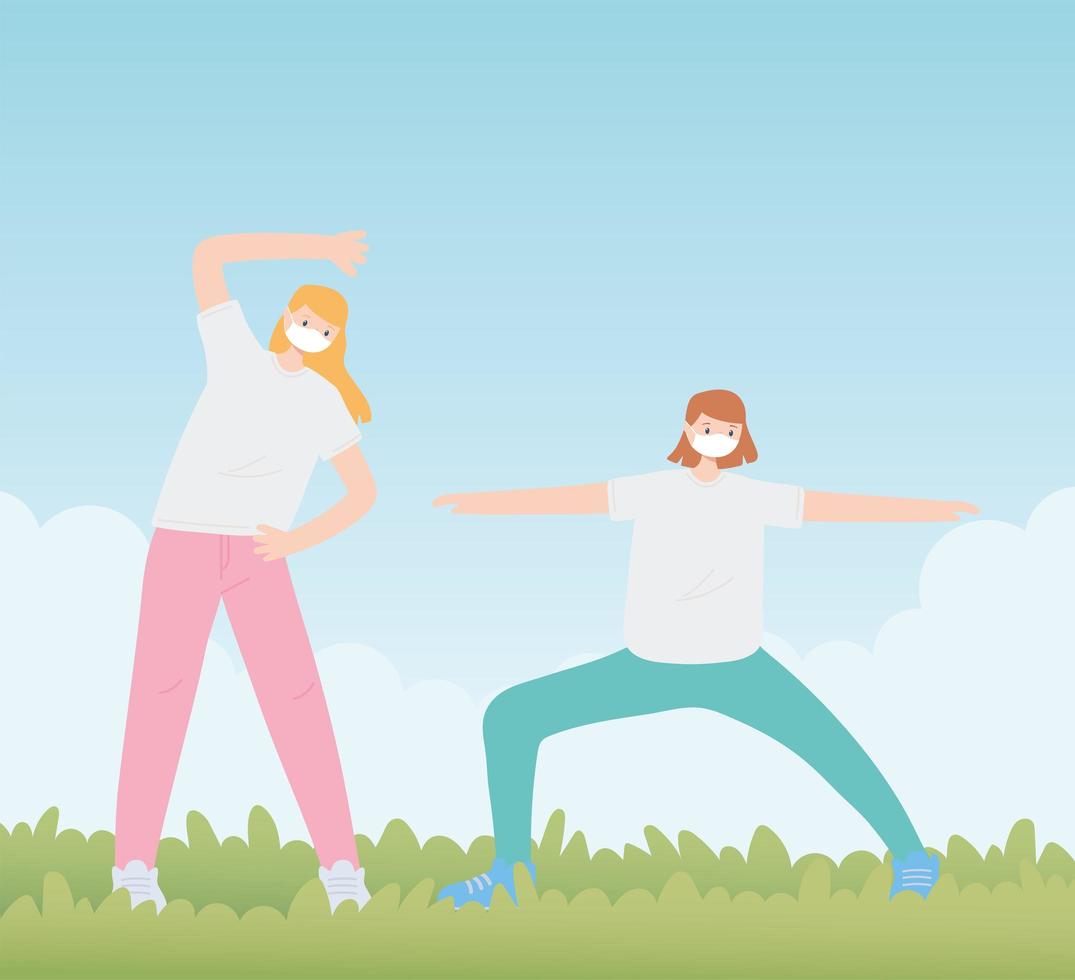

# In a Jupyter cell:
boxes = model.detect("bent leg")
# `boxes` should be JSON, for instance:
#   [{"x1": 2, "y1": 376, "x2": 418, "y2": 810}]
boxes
[
  {"x1": 115, "y1": 529, "x2": 220, "y2": 868},
  {"x1": 702, "y1": 649, "x2": 923, "y2": 856},
  {"x1": 483, "y1": 649, "x2": 695, "y2": 864},
  {"x1": 223, "y1": 544, "x2": 358, "y2": 869}
]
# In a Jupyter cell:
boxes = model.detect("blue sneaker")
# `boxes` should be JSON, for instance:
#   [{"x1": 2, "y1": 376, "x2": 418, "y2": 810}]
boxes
[
  {"x1": 890, "y1": 849, "x2": 940, "y2": 898},
  {"x1": 436, "y1": 857, "x2": 536, "y2": 909}
]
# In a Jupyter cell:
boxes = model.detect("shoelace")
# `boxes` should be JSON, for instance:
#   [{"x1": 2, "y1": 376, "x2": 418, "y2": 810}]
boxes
[
  {"x1": 116, "y1": 873, "x2": 156, "y2": 894},
  {"x1": 323, "y1": 873, "x2": 364, "y2": 897},
  {"x1": 464, "y1": 872, "x2": 493, "y2": 895},
  {"x1": 116, "y1": 883, "x2": 160, "y2": 907},
  {"x1": 898, "y1": 866, "x2": 935, "y2": 887}
]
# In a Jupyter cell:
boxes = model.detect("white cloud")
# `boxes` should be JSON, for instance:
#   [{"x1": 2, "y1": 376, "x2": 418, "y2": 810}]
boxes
[
  {"x1": 1, "y1": 489, "x2": 1072, "y2": 864},
  {"x1": 0, "y1": 492, "x2": 146, "y2": 827}
]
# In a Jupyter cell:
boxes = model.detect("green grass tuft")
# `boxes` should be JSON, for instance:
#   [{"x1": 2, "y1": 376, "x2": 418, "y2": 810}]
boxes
[{"x1": 2, "y1": 808, "x2": 1074, "y2": 978}]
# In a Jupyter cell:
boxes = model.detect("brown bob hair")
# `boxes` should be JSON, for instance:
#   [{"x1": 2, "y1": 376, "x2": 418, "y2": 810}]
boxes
[{"x1": 667, "y1": 389, "x2": 758, "y2": 470}]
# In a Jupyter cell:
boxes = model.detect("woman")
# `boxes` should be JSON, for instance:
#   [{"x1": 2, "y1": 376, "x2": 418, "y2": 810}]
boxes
[
  {"x1": 433, "y1": 388, "x2": 979, "y2": 908},
  {"x1": 112, "y1": 231, "x2": 376, "y2": 914}
]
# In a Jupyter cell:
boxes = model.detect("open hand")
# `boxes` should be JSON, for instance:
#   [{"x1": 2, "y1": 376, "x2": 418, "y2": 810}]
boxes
[
  {"x1": 327, "y1": 230, "x2": 369, "y2": 277},
  {"x1": 884, "y1": 499, "x2": 981, "y2": 521},
  {"x1": 931, "y1": 500, "x2": 981, "y2": 520},
  {"x1": 252, "y1": 524, "x2": 299, "y2": 561}
]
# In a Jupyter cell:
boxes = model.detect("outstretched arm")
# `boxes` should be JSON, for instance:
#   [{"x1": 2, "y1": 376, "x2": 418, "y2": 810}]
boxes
[
  {"x1": 803, "y1": 490, "x2": 979, "y2": 522},
  {"x1": 434, "y1": 483, "x2": 608, "y2": 515},
  {"x1": 192, "y1": 231, "x2": 369, "y2": 311}
]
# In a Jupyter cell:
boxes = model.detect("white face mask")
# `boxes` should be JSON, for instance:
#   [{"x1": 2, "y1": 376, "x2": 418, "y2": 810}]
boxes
[
  {"x1": 285, "y1": 311, "x2": 333, "y2": 353},
  {"x1": 686, "y1": 425, "x2": 740, "y2": 459}
]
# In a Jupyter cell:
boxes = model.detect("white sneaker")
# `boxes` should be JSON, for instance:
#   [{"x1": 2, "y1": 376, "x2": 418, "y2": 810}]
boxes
[
  {"x1": 318, "y1": 859, "x2": 371, "y2": 913},
  {"x1": 111, "y1": 859, "x2": 167, "y2": 913}
]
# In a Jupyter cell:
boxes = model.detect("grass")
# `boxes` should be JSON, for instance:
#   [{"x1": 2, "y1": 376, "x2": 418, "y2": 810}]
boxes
[{"x1": 2, "y1": 808, "x2": 1074, "y2": 978}]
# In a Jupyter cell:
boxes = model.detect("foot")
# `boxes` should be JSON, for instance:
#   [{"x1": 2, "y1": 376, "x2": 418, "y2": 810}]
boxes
[
  {"x1": 111, "y1": 859, "x2": 167, "y2": 913},
  {"x1": 890, "y1": 849, "x2": 940, "y2": 898},
  {"x1": 319, "y1": 859, "x2": 371, "y2": 913},
  {"x1": 436, "y1": 856, "x2": 536, "y2": 909}
]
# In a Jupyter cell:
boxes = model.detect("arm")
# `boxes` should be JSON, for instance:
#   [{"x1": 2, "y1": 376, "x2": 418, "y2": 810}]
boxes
[
  {"x1": 253, "y1": 445, "x2": 376, "y2": 560},
  {"x1": 192, "y1": 231, "x2": 369, "y2": 311},
  {"x1": 433, "y1": 483, "x2": 609, "y2": 515},
  {"x1": 803, "y1": 490, "x2": 979, "y2": 522}
]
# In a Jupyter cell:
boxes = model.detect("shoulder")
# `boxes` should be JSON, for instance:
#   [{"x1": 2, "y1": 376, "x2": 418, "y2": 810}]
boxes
[
  {"x1": 301, "y1": 371, "x2": 356, "y2": 418},
  {"x1": 196, "y1": 298, "x2": 245, "y2": 326},
  {"x1": 726, "y1": 472, "x2": 799, "y2": 493},
  {"x1": 298, "y1": 368, "x2": 340, "y2": 401},
  {"x1": 610, "y1": 468, "x2": 683, "y2": 509},
  {"x1": 609, "y1": 468, "x2": 685, "y2": 489},
  {"x1": 724, "y1": 472, "x2": 804, "y2": 526},
  {"x1": 303, "y1": 368, "x2": 335, "y2": 393},
  {"x1": 195, "y1": 300, "x2": 263, "y2": 372},
  {"x1": 607, "y1": 468, "x2": 687, "y2": 519}
]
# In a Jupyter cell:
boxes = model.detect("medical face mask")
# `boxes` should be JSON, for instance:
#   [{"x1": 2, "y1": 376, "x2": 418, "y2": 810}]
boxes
[
  {"x1": 285, "y1": 311, "x2": 333, "y2": 353},
  {"x1": 686, "y1": 426, "x2": 740, "y2": 458}
]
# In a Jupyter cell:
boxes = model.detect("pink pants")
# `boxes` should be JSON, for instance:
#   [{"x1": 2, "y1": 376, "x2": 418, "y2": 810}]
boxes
[{"x1": 115, "y1": 527, "x2": 359, "y2": 870}]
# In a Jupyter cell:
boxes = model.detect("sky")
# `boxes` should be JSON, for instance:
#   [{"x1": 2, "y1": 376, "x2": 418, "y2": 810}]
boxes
[{"x1": 1, "y1": 1, "x2": 1073, "y2": 853}]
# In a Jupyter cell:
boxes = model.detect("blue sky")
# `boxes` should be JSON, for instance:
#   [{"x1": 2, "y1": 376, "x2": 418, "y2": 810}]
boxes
[{"x1": 2, "y1": 0, "x2": 1072, "y2": 694}]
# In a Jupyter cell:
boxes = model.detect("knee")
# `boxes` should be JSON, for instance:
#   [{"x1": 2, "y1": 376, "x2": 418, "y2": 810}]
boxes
[
  {"x1": 482, "y1": 689, "x2": 512, "y2": 739},
  {"x1": 288, "y1": 677, "x2": 320, "y2": 702},
  {"x1": 152, "y1": 676, "x2": 185, "y2": 696},
  {"x1": 483, "y1": 686, "x2": 540, "y2": 745},
  {"x1": 482, "y1": 687, "x2": 521, "y2": 740}
]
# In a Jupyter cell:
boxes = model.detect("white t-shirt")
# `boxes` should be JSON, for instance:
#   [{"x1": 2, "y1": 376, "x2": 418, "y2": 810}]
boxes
[
  {"x1": 152, "y1": 300, "x2": 362, "y2": 536},
  {"x1": 607, "y1": 468, "x2": 804, "y2": 664}
]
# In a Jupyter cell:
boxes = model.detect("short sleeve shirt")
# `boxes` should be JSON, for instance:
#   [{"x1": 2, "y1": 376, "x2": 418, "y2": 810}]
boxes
[
  {"x1": 153, "y1": 300, "x2": 361, "y2": 534},
  {"x1": 607, "y1": 468, "x2": 803, "y2": 663}
]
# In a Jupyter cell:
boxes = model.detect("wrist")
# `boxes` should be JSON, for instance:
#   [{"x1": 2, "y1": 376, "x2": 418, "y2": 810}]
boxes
[{"x1": 285, "y1": 528, "x2": 310, "y2": 555}]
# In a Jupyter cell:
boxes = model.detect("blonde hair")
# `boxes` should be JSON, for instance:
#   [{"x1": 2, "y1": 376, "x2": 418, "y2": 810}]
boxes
[{"x1": 268, "y1": 284, "x2": 371, "y2": 423}]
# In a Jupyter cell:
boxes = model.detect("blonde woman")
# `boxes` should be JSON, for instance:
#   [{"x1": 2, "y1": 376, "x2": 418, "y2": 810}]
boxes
[{"x1": 112, "y1": 232, "x2": 375, "y2": 913}]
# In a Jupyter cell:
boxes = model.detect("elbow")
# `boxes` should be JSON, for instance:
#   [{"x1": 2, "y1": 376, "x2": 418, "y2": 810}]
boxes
[
  {"x1": 194, "y1": 234, "x2": 225, "y2": 254},
  {"x1": 192, "y1": 239, "x2": 213, "y2": 279},
  {"x1": 193, "y1": 236, "x2": 222, "y2": 268},
  {"x1": 347, "y1": 481, "x2": 377, "y2": 522}
]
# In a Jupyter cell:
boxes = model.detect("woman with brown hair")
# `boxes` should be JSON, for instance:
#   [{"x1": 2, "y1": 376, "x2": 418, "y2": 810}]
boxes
[{"x1": 433, "y1": 388, "x2": 978, "y2": 908}]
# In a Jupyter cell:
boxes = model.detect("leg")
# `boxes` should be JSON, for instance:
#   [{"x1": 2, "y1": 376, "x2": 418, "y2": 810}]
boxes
[
  {"x1": 437, "y1": 649, "x2": 701, "y2": 907},
  {"x1": 222, "y1": 542, "x2": 358, "y2": 868},
  {"x1": 700, "y1": 649, "x2": 923, "y2": 857},
  {"x1": 115, "y1": 529, "x2": 220, "y2": 868},
  {"x1": 483, "y1": 649, "x2": 695, "y2": 864}
]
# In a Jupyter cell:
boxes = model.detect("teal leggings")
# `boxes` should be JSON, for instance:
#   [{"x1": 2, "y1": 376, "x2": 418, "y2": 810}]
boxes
[{"x1": 483, "y1": 647, "x2": 922, "y2": 864}]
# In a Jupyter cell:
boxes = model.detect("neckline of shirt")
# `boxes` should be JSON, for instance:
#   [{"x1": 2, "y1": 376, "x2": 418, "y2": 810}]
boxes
[
  {"x1": 269, "y1": 349, "x2": 308, "y2": 377},
  {"x1": 686, "y1": 468, "x2": 725, "y2": 487}
]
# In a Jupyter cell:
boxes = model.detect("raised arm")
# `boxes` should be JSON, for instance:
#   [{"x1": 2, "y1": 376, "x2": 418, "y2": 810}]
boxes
[
  {"x1": 192, "y1": 231, "x2": 369, "y2": 311},
  {"x1": 434, "y1": 483, "x2": 609, "y2": 515},
  {"x1": 803, "y1": 490, "x2": 979, "y2": 522}
]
